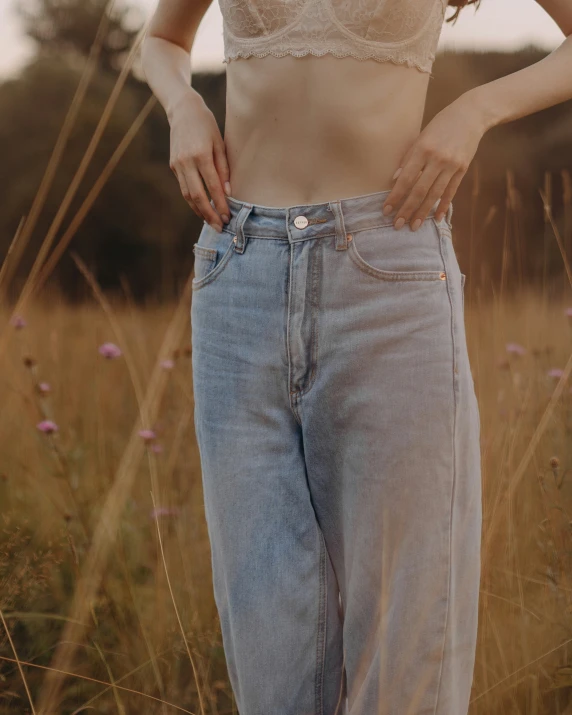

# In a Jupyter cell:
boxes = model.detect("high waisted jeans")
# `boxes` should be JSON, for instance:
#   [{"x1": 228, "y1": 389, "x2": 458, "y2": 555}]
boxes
[{"x1": 190, "y1": 189, "x2": 482, "y2": 715}]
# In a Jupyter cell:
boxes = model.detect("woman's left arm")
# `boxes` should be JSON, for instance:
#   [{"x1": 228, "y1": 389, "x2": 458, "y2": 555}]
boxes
[{"x1": 382, "y1": 0, "x2": 572, "y2": 230}]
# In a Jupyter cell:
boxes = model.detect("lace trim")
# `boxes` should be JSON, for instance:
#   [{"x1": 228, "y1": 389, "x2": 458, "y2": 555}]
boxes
[
  {"x1": 219, "y1": 0, "x2": 445, "y2": 77},
  {"x1": 222, "y1": 48, "x2": 434, "y2": 75}
]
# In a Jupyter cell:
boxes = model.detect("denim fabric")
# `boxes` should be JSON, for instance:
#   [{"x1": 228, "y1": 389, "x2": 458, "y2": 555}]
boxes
[{"x1": 190, "y1": 188, "x2": 482, "y2": 715}]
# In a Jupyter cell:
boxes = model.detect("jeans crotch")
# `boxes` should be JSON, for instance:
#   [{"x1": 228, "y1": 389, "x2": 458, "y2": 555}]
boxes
[
  {"x1": 286, "y1": 237, "x2": 322, "y2": 418},
  {"x1": 330, "y1": 200, "x2": 349, "y2": 251},
  {"x1": 233, "y1": 203, "x2": 253, "y2": 254}
]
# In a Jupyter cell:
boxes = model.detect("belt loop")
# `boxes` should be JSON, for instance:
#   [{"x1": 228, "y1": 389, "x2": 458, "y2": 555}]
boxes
[
  {"x1": 233, "y1": 203, "x2": 253, "y2": 254},
  {"x1": 330, "y1": 200, "x2": 348, "y2": 251}
]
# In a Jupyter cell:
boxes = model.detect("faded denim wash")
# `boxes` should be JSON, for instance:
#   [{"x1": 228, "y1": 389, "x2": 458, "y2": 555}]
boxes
[{"x1": 190, "y1": 188, "x2": 482, "y2": 715}]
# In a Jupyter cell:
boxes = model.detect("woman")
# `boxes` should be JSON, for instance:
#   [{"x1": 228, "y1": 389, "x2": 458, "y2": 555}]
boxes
[{"x1": 142, "y1": 1, "x2": 572, "y2": 712}]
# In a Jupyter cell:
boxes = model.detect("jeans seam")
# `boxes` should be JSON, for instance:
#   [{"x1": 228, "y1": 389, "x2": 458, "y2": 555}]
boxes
[
  {"x1": 308, "y1": 241, "x2": 320, "y2": 394},
  {"x1": 286, "y1": 244, "x2": 303, "y2": 426},
  {"x1": 236, "y1": 216, "x2": 437, "y2": 243},
  {"x1": 315, "y1": 529, "x2": 327, "y2": 715},
  {"x1": 348, "y1": 241, "x2": 445, "y2": 282},
  {"x1": 295, "y1": 241, "x2": 321, "y2": 398},
  {"x1": 432, "y1": 223, "x2": 458, "y2": 715}
]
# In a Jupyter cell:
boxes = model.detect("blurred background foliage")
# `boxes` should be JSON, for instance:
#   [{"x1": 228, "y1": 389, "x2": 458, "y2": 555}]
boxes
[{"x1": 1, "y1": 0, "x2": 572, "y2": 302}]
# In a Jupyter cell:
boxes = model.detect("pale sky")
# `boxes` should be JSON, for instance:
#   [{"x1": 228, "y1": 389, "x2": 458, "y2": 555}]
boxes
[{"x1": 0, "y1": 0, "x2": 567, "y2": 79}]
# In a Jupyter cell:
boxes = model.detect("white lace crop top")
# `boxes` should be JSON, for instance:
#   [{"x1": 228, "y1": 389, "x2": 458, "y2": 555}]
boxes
[{"x1": 219, "y1": 0, "x2": 449, "y2": 74}]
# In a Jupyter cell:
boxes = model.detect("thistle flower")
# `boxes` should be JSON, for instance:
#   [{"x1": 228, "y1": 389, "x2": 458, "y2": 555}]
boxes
[
  {"x1": 11, "y1": 315, "x2": 26, "y2": 329},
  {"x1": 150, "y1": 506, "x2": 180, "y2": 519},
  {"x1": 37, "y1": 382, "x2": 51, "y2": 395},
  {"x1": 506, "y1": 342, "x2": 526, "y2": 356},
  {"x1": 37, "y1": 420, "x2": 58, "y2": 435},
  {"x1": 98, "y1": 342, "x2": 122, "y2": 359},
  {"x1": 547, "y1": 368, "x2": 565, "y2": 379},
  {"x1": 160, "y1": 359, "x2": 175, "y2": 370},
  {"x1": 139, "y1": 429, "x2": 156, "y2": 443}
]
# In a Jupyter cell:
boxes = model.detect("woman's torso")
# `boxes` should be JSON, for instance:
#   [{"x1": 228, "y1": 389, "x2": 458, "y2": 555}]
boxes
[
  {"x1": 224, "y1": 54, "x2": 432, "y2": 207},
  {"x1": 218, "y1": 0, "x2": 447, "y2": 206}
]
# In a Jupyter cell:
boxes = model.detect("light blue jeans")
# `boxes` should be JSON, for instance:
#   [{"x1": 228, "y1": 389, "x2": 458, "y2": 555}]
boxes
[{"x1": 190, "y1": 189, "x2": 482, "y2": 715}]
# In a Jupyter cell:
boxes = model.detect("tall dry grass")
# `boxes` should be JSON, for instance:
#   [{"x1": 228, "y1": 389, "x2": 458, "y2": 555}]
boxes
[
  {"x1": 3, "y1": 23, "x2": 572, "y2": 714},
  {"x1": 5, "y1": 248, "x2": 572, "y2": 714}
]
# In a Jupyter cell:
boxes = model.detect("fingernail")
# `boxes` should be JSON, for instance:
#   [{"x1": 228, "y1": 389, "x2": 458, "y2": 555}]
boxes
[
  {"x1": 392, "y1": 168, "x2": 402, "y2": 181},
  {"x1": 224, "y1": 182, "x2": 231, "y2": 196},
  {"x1": 383, "y1": 204, "x2": 393, "y2": 216},
  {"x1": 395, "y1": 216, "x2": 405, "y2": 230},
  {"x1": 222, "y1": 214, "x2": 230, "y2": 224},
  {"x1": 411, "y1": 218, "x2": 422, "y2": 231}
]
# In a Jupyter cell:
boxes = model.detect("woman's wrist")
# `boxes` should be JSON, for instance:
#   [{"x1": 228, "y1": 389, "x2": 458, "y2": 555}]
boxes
[
  {"x1": 141, "y1": 35, "x2": 203, "y2": 125},
  {"x1": 455, "y1": 86, "x2": 499, "y2": 135},
  {"x1": 165, "y1": 86, "x2": 204, "y2": 124}
]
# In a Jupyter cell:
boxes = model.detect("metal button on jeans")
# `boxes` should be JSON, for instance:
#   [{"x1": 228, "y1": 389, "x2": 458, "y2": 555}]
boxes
[{"x1": 294, "y1": 215, "x2": 309, "y2": 229}]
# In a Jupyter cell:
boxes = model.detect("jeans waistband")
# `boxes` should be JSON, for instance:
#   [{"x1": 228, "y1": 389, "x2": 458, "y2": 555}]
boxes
[{"x1": 221, "y1": 189, "x2": 453, "y2": 250}]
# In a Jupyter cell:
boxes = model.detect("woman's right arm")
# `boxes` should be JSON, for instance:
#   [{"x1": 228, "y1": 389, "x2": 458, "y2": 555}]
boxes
[{"x1": 141, "y1": 0, "x2": 230, "y2": 232}]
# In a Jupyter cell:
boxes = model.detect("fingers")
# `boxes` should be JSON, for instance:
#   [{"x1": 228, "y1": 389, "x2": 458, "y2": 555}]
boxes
[
  {"x1": 389, "y1": 163, "x2": 442, "y2": 230},
  {"x1": 170, "y1": 127, "x2": 232, "y2": 230},
  {"x1": 404, "y1": 170, "x2": 452, "y2": 231},
  {"x1": 172, "y1": 166, "x2": 201, "y2": 219},
  {"x1": 434, "y1": 169, "x2": 465, "y2": 222},
  {"x1": 197, "y1": 148, "x2": 230, "y2": 225},
  {"x1": 381, "y1": 151, "x2": 426, "y2": 221},
  {"x1": 170, "y1": 156, "x2": 224, "y2": 231},
  {"x1": 382, "y1": 140, "x2": 469, "y2": 229},
  {"x1": 185, "y1": 165, "x2": 225, "y2": 231},
  {"x1": 213, "y1": 137, "x2": 232, "y2": 207}
]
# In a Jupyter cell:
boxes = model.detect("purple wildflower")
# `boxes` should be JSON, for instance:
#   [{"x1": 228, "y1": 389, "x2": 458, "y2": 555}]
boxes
[
  {"x1": 151, "y1": 443, "x2": 163, "y2": 454},
  {"x1": 139, "y1": 429, "x2": 156, "y2": 443},
  {"x1": 506, "y1": 342, "x2": 526, "y2": 356},
  {"x1": 150, "y1": 506, "x2": 180, "y2": 519},
  {"x1": 11, "y1": 315, "x2": 26, "y2": 329},
  {"x1": 160, "y1": 359, "x2": 175, "y2": 370},
  {"x1": 98, "y1": 342, "x2": 122, "y2": 359},
  {"x1": 547, "y1": 368, "x2": 565, "y2": 379},
  {"x1": 38, "y1": 382, "x2": 51, "y2": 395},
  {"x1": 37, "y1": 420, "x2": 58, "y2": 435},
  {"x1": 565, "y1": 307, "x2": 572, "y2": 319}
]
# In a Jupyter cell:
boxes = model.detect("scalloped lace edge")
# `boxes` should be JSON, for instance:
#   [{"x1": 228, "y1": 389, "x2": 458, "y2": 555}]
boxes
[{"x1": 222, "y1": 48, "x2": 433, "y2": 74}]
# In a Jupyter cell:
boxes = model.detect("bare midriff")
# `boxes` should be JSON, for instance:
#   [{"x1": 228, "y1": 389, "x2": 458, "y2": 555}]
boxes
[{"x1": 223, "y1": 53, "x2": 431, "y2": 208}]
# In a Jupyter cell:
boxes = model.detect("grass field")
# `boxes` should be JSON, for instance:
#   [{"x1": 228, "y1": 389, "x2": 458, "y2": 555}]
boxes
[
  {"x1": 3, "y1": 36, "x2": 572, "y2": 711},
  {"x1": 1, "y1": 286, "x2": 572, "y2": 713}
]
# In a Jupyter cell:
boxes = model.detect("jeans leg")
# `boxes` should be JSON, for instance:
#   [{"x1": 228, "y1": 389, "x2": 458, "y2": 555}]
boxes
[
  {"x1": 191, "y1": 235, "x2": 344, "y2": 715},
  {"x1": 300, "y1": 225, "x2": 481, "y2": 715}
]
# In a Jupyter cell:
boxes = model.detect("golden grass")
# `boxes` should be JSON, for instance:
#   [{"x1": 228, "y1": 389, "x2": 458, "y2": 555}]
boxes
[
  {"x1": 2, "y1": 20, "x2": 572, "y2": 711},
  {"x1": 3, "y1": 287, "x2": 572, "y2": 713}
]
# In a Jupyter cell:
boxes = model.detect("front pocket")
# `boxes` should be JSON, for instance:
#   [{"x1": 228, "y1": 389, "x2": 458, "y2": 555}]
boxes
[
  {"x1": 193, "y1": 245, "x2": 217, "y2": 281},
  {"x1": 347, "y1": 219, "x2": 447, "y2": 282},
  {"x1": 191, "y1": 223, "x2": 237, "y2": 290}
]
